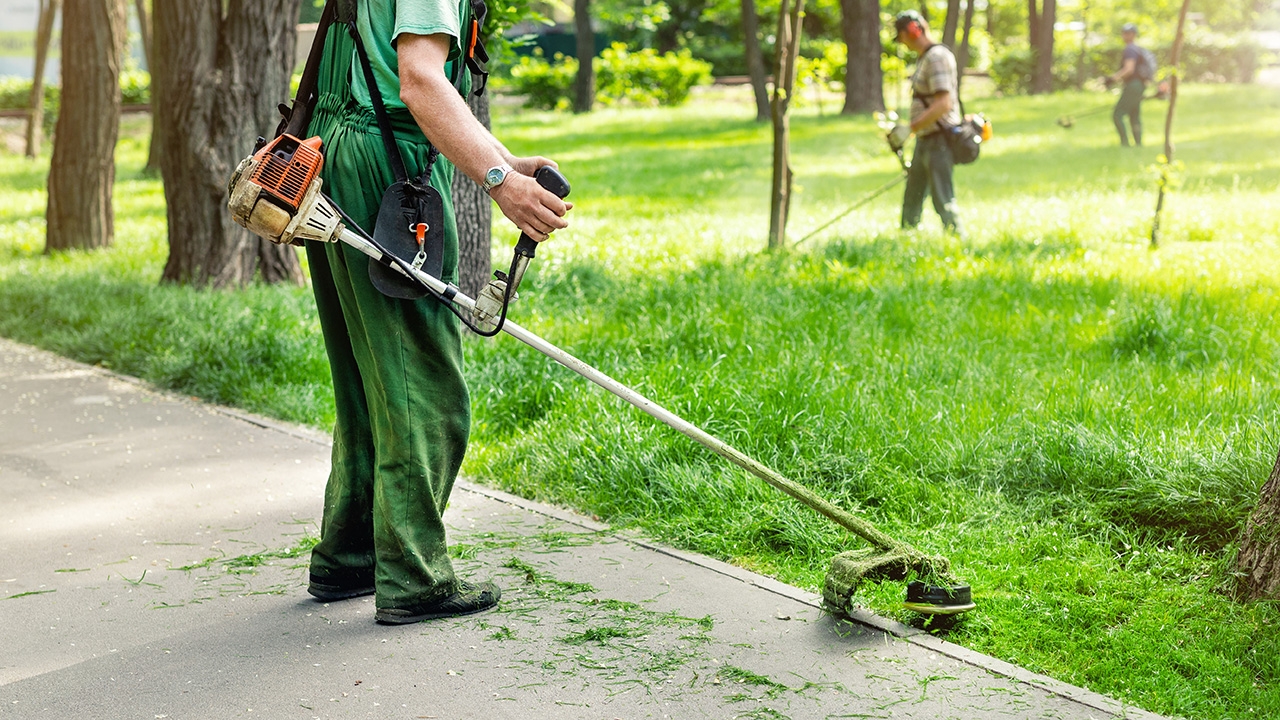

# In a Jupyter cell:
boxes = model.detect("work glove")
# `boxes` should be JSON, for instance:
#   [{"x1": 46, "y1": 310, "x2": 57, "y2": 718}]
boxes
[{"x1": 887, "y1": 123, "x2": 911, "y2": 152}]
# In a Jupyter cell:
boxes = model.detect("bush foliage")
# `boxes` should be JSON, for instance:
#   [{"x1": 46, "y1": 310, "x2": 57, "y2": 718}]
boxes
[
  {"x1": 990, "y1": 33, "x2": 1265, "y2": 95},
  {"x1": 507, "y1": 44, "x2": 711, "y2": 110}
]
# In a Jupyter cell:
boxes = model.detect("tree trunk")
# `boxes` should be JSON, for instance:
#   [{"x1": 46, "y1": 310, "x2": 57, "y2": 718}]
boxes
[
  {"x1": 1149, "y1": 0, "x2": 1190, "y2": 249},
  {"x1": 1027, "y1": 0, "x2": 1039, "y2": 51},
  {"x1": 957, "y1": 0, "x2": 976, "y2": 83},
  {"x1": 133, "y1": 0, "x2": 160, "y2": 174},
  {"x1": 154, "y1": 0, "x2": 304, "y2": 287},
  {"x1": 1236, "y1": 448, "x2": 1280, "y2": 600},
  {"x1": 840, "y1": 0, "x2": 884, "y2": 114},
  {"x1": 1030, "y1": 0, "x2": 1056, "y2": 94},
  {"x1": 741, "y1": 0, "x2": 770, "y2": 122},
  {"x1": 454, "y1": 91, "x2": 493, "y2": 299},
  {"x1": 46, "y1": 0, "x2": 125, "y2": 253},
  {"x1": 25, "y1": 0, "x2": 59, "y2": 159},
  {"x1": 573, "y1": 0, "x2": 594, "y2": 113},
  {"x1": 942, "y1": 0, "x2": 960, "y2": 48},
  {"x1": 767, "y1": 0, "x2": 803, "y2": 249}
]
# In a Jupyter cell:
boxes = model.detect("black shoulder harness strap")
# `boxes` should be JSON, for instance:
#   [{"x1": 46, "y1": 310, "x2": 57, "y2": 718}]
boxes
[{"x1": 461, "y1": 0, "x2": 491, "y2": 96}]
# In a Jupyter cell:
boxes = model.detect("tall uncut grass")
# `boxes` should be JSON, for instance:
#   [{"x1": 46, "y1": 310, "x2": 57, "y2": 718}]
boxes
[{"x1": 2, "y1": 85, "x2": 1279, "y2": 718}]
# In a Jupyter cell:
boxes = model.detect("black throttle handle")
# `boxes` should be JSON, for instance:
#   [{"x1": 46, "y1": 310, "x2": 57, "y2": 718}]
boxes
[{"x1": 514, "y1": 166, "x2": 572, "y2": 258}]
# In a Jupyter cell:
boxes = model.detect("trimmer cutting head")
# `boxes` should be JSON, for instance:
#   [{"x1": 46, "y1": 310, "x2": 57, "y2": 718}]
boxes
[{"x1": 822, "y1": 548, "x2": 976, "y2": 618}]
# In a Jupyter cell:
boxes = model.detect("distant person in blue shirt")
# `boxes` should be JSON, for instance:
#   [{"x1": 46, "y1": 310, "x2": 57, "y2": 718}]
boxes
[{"x1": 1109, "y1": 23, "x2": 1153, "y2": 146}]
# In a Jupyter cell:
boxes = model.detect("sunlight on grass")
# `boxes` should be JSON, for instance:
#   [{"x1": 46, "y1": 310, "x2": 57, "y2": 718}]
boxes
[{"x1": 2, "y1": 85, "x2": 1280, "y2": 718}]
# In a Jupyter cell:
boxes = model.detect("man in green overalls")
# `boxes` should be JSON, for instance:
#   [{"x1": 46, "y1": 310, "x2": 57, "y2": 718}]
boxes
[{"x1": 304, "y1": 0, "x2": 572, "y2": 624}]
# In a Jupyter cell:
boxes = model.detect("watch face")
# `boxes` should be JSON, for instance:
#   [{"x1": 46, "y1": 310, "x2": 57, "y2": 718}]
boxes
[{"x1": 485, "y1": 167, "x2": 506, "y2": 187}]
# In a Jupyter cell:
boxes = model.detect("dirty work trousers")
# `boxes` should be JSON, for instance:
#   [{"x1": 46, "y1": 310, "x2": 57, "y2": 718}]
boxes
[
  {"x1": 901, "y1": 132, "x2": 962, "y2": 236},
  {"x1": 1113, "y1": 79, "x2": 1144, "y2": 146},
  {"x1": 305, "y1": 25, "x2": 469, "y2": 610}
]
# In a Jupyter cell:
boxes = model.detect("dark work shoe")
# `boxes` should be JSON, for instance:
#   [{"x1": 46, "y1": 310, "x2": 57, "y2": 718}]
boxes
[
  {"x1": 308, "y1": 577, "x2": 375, "y2": 602},
  {"x1": 374, "y1": 581, "x2": 501, "y2": 624}
]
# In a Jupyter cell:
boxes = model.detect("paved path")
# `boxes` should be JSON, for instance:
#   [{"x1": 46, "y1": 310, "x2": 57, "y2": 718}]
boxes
[{"x1": 0, "y1": 338, "x2": 1166, "y2": 719}]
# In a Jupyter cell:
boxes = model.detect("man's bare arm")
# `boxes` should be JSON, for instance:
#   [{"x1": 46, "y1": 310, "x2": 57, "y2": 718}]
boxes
[{"x1": 397, "y1": 33, "x2": 570, "y2": 240}]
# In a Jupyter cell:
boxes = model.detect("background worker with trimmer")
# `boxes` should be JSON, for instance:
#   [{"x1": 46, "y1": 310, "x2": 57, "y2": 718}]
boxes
[
  {"x1": 302, "y1": 0, "x2": 571, "y2": 624},
  {"x1": 887, "y1": 10, "x2": 964, "y2": 238},
  {"x1": 1109, "y1": 23, "x2": 1157, "y2": 147}
]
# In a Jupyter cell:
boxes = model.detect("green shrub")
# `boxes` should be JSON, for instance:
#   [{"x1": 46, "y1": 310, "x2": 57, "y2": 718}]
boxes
[
  {"x1": 0, "y1": 76, "x2": 58, "y2": 111},
  {"x1": 119, "y1": 70, "x2": 151, "y2": 105},
  {"x1": 989, "y1": 44, "x2": 1078, "y2": 94},
  {"x1": 0, "y1": 72, "x2": 148, "y2": 110},
  {"x1": 991, "y1": 32, "x2": 1265, "y2": 95},
  {"x1": 595, "y1": 43, "x2": 712, "y2": 107},
  {"x1": 508, "y1": 51, "x2": 578, "y2": 110},
  {"x1": 507, "y1": 44, "x2": 712, "y2": 110}
]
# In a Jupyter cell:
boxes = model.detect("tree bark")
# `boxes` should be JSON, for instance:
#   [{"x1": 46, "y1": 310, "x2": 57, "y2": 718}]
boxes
[
  {"x1": 741, "y1": 0, "x2": 770, "y2": 122},
  {"x1": 767, "y1": 0, "x2": 804, "y2": 249},
  {"x1": 1030, "y1": 0, "x2": 1056, "y2": 94},
  {"x1": 46, "y1": 0, "x2": 125, "y2": 253},
  {"x1": 957, "y1": 0, "x2": 976, "y2": 81},
  {"x1": 1027, "y1": 0, "x2": 1039, "y2": 51},
  {"x1": 133, "y1": 0, "x2": 160, "y2": 173},
  {"x1": 942, "y1": 0, "x2": 960, "y2": 48},
  {"x1": 154, "y1": 0, "x2": 304, "y2": 288},
  {"x1": 840, "y1": 0, "x2": 884, "y2": 114},
  {"x1": 1236, "y1": 448, "x2": 1280, "y2": 600},
  {"x1": 573, "y1": 0, "x2": 594, "y2": 113},
  {"x1": 454, "y1": 91, "x2": 493, "y2": 299},
  {"x1": 25, "y1": 0, "x2": 59, "y2": 159}
]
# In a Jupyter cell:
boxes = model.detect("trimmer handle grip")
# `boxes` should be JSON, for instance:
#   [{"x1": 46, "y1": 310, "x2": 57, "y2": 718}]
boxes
[{"x1": 515, "y1": 166, "x2": 572, "y2": 258}]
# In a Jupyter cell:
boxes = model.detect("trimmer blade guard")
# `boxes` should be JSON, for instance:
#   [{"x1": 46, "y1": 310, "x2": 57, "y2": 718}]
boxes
[{"x1": 903, "y1": 581, "x2": 976, "y2": 615}]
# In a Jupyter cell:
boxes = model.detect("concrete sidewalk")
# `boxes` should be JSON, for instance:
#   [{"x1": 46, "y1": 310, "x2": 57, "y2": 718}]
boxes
[{"x1": 0, "y1": 337, "x2": 1165, "y2": 720}]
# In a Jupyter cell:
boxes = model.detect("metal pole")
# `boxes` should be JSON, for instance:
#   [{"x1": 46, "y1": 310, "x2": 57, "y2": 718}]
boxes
[{"x1": 337, "y1": 228, "x2": 905, "y2": 552}]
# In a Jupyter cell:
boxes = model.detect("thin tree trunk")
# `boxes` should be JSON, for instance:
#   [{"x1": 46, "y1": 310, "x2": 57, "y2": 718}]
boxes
[
  {"x1": 155, "y1": 0, "x2": 303, "y2": 287},
  {"x1": 25, "y1": 0, "x2": 59, "y2": 159},
  {"x1": 46, "y1": 0, "x2": 125, "y2": 253},
  {"x1": 1027, "y1": 0, "x2": 1039, "y2": 51},
  {"x1": 455, "y1": 90, "x2": 493, "y2": 299},
  {"x1": 957, "y1": 0, "x2": 976, "y2": 87},
  {"x1": 767, "y1": 0, "x2": 803, "y2": 249},
  {"x1": 741, "y1": 0, "x2": 770, "y2": 122},
  {"x1": 942, "y1": 0, "x2": 960, "y2": 48},
  {"x1": 573, "y1": 0, "x2": 594, "y2": 113},
  {"x1": 840, "y1": 0, "x2": 884, "y2": 114},
  {"x1": 1150, "y1": 0, "x2": 1191, "y2": 248},
  {"x1": 134, "y1": 0, "x2": 160, "y2": 173}
]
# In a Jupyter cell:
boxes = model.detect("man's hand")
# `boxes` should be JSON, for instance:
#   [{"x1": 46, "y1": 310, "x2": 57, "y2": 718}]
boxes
[
  {"x1": 507, "y1": 155, "x2": 557, "y2": 177},
  {"x1": 887, "y1": 123, "x2": 912, "y2": 152},
  {"x1": 489, "y1": 172, "x2": 572, "y2": 242}
]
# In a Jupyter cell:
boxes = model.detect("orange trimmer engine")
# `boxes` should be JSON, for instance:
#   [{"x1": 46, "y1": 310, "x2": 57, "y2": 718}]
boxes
[{"x1": 227, "y1": 134, "x2": 343, "y2": 247}]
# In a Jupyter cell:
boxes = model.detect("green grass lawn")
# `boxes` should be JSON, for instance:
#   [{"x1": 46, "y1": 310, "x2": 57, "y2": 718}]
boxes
[{"x1": 3, "y1": 83, "x2": 1280, "y2": 718}]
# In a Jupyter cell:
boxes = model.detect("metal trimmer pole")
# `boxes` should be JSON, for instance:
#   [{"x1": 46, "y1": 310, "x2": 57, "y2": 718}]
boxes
[{"x1": 336, "y1": 227, "x2": 904, "y2": 552}]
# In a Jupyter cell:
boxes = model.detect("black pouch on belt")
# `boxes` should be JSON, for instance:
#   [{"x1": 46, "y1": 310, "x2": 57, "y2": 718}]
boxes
[
  {"x1": 369, "y1": 179, "x2": 444, "y2": 299},
  {"x1": 348, "y1": 15, "x2": 445, "y2": 300}
]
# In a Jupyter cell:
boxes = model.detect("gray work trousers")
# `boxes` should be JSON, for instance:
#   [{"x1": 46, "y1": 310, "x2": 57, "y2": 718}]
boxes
[{"x1": 902, "y1": 132, "x2": 962, "y2": 235}]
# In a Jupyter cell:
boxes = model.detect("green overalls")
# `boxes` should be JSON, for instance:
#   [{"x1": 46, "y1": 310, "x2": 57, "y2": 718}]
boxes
[{"x1": 305, "y1": 2, "x2": 472, "y2": 610}]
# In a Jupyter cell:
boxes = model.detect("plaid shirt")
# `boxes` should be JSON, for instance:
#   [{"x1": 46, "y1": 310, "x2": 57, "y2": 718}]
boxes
[{"x1": 910, "y1": 45, "x2": 962, "y2": 136}]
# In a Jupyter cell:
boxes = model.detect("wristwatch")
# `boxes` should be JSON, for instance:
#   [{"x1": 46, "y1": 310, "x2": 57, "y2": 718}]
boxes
[{"x1": 482, "y1": 163, "x2": 515, "y2": 194}]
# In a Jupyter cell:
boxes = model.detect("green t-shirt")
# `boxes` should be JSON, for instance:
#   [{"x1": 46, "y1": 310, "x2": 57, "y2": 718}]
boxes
[{"x1": 351, "y1": 0, "x2": 470, "y2": 113}]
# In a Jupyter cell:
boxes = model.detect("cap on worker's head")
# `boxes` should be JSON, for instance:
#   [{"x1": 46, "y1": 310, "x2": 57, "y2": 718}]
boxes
[
  {"x1": 895, "y1": 10, "x2": 926, "y2": 39},
  {"x1": 1121, "y1": 22, "x2": 1138, "y2": 34}
]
